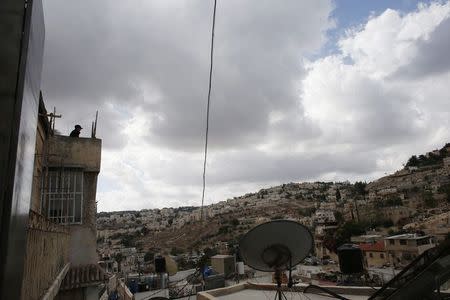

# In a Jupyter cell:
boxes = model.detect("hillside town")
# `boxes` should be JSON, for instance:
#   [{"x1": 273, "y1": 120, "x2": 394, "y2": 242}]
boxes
[
  {"x1": 4, "y1": 0, "x2": 450, "y2": 299},
  {"x1": 96, "y1": 143, "x2": 450, "y2": 292}
]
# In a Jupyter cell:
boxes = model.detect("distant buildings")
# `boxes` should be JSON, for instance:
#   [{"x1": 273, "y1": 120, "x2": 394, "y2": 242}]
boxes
[
  {"x1": 384, "y1": 234, "x2": 436, "y2": 267},
  {"x1": 313, "y1": 210, "x2": 338, "y2": 261},
  {"x1": 210, "y1": 255, "x2": 235, "y2": 277},
  {"x1": 313, "y1": 209, "x2": 336, "y2": 224}
]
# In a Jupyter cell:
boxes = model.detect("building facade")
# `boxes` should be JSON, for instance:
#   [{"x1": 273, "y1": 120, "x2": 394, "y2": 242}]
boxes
[
  {"x1": 20, "y1": 98, "x2": 106, "y2": 300},
  {"x1": 384, "y1": 234, "x2": 436, "y2": 267},
  {"x1": 359, "y1": 241, "x2": 388, "y2": 268}
]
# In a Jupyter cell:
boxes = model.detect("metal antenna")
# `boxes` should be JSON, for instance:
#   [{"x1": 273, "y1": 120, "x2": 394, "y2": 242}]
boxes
[{"x1": 91, "y1": 110, "x2": 98, "y2": 138}]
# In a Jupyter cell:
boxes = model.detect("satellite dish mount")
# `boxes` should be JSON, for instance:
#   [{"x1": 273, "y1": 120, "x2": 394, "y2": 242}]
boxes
[{"x1": 239, "y1": 220, "x2": 313, "y2": 300}]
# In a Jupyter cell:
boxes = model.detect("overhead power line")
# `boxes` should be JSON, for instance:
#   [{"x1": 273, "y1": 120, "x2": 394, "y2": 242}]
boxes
[{"x1": 200, "y1": 0, "x2": 217, "y2": 221}]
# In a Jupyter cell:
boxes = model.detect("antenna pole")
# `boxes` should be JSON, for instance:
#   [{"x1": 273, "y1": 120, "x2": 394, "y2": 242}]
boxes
[
  {"x1": 94, "y1": 110, "x2": 98, "y2": 137},
  {"x1": 52, "y1": 107, "x2": 56, "y2": 133},
  {"x1": 41, "y1": 107, "x2": 61, "y2": 136},
  {"x1": 274, "y1": 269, "x2": 284, "y2": 300},
  {"x1": 91, "y1": 111, "x2": 98, "y2": 138}
]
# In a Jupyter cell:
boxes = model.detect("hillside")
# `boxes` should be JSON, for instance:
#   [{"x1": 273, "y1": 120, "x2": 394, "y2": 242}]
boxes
[{"x1": 97, "y1": 142, "x2": 450, "y2": 255}]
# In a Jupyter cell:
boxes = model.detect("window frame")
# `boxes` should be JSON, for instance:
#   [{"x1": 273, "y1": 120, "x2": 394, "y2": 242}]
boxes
[{"x1": 42, "y1": 168, "x2": 83, "y2": 225}]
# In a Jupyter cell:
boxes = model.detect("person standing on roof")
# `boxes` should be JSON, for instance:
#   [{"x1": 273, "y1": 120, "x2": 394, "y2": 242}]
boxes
[{"x1": 69, "y1": 124, "x2": 82, "y2": 137}]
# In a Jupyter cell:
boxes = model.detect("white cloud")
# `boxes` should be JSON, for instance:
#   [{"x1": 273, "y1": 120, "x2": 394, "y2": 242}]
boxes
[
  {"x1": 338, "y1": 1, "x2": 450, "y2": 78},
  {"x1": 41, "y1": 1, "x2": 450, "y2": 211},
  {"x1": 302, "y1": 1, "x2": 450, "y2": 167}
]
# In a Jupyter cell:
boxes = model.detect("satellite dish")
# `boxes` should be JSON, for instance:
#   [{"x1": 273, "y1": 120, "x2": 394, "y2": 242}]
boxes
[{"x1": 239, "y1": 220, "x2": 313, "y2": 272}]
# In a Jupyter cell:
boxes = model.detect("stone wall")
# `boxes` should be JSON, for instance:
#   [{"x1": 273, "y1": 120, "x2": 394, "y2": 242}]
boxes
[
  {"x1": 47, "y1": 135, "x2": 101, "y2": 172},
  {"x1": 21, "y1": 210, "x2": 69, "y2": 300},
  {"x1": 67, "y1": 172, "x2": 100, "y2": 265},
  {"x1": 45, "y1": 135, "x2": 102, "y2": 265}
]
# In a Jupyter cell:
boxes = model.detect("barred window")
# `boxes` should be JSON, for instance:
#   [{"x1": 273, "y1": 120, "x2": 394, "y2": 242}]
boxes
[{"x1": 42, "y1": 169, "x2": 83, "y2": 224}]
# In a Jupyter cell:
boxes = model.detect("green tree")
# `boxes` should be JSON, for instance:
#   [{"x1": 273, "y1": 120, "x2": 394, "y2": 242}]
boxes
[
  {"x1": 218, "y1": 225, "x2": 230, "y2": 234},
  {"x1": 354, "y1": 181, "x2": 367, "y2": 196},
  {"x1": 230, "y1": 218, "x2": 240, "y2": 227},
  {"x1": 438, "y1": 184, "x2": 450, "y2": 203},
  {"x1": 115, "y1": 253, "x2": 123, "y2": 272},
  {"x1": 384, "y1": 196, "x2": 403, "y2": 207},
  {"x1": 406, "y1": 155, "x2": 419, "y2": 167},
  {"x1": 353, "y1": 181, "x2": 366, "y2": 221},
  {"x1": 170, "y1": 247, "x2": 182, "y2": 256},
  {"x1": 140, "y1": 227, "x2": 149, "y2": 235},
  {"x1": 445, "y1": 232, "x2": 450, "y2": 241},
  {"x1": 144, "y1": 250, "x2": 155, "y2": 262},
  {"x1": 334, "y1": 211, "x2": 344, "y2": 224},
  {"x1": 203, "y1": 247, "x2": 218, "y2": 259},
  {"x1": 336, "y1": 188, "x2": 341, "y2": 202},
  {"x1": 121, "y1": 235, "x2": 134, "y2": 247},
  {"x1": 334, "y1": 221, "x2": 366, "y2": 249},
  {"x1": 423, "y1": 191, "x2": 437, "y2": 208},
  {"x1": 382, "y1": 219, "x2": 394, "y2": 228}
]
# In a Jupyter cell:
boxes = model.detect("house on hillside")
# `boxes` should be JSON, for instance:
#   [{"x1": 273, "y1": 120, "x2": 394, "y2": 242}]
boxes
[
  {"x1": 359, "y1": 241, "x2": 388, "y2": 268},
  {"x1": 384, "y1": 234, "x2": 436, "y2": 267}
]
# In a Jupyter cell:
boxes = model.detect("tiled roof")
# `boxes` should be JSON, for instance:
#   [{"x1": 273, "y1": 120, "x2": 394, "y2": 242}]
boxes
[
  {"x1": 359, "y1": 241, "x2": 385, "y2": 252},
  {"x1": 60, "y1": 264, "x2": 109, "y2": 290}
]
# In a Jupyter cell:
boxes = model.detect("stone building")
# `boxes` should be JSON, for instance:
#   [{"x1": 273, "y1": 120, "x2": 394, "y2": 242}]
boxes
[
  {"x1": 381, "y1": 206, "x2": 414, "y2": 224},
  {"x1": 314, "y1": 223, "x2": 339, "y2": 261},
  {"x1": 0, "y1": 2, "x2": 116, "y2": 298},
  {"x1": 359, "y1": 241, "x2": 388, "y2": 268},
  {"x1": 384, "y1": 234, "x2": 436, "y2": 267},
  {"x1": 20, "y1": 98, "x2": 107, "y2": 300}
]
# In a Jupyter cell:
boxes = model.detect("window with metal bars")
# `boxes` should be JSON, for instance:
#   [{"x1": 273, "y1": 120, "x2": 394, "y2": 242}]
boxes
[{"x1": 42, "y1": 168, "x2": 83, "y2": 224}]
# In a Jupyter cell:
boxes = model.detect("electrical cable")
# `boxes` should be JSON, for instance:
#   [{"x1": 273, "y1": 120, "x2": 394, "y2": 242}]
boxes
[
  {"x1": 200, "y1": 0, "x2": 217, "y2": 221},
  {"x1": 169, "y1": 268, "x2": 202, "y2": 299},
  {"x1": 141, "y1": 268, "x2": 200, "y2": 300}
]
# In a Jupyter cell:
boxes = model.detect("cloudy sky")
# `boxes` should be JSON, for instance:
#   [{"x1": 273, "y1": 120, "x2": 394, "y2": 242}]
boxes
[{"x1": 41, "y1": 0, "x2": 450, "y2": 212}]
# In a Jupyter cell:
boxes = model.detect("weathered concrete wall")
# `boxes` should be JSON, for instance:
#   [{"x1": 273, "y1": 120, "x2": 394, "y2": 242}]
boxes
[
  {"x1": 45, "y1": 135, "x2": 102, "y2": 265},
  {"x1": 85, "y1": 286, "x2": 99, "y2": 300},
  {"x1": 21, "y1": 211, "x2": 69, "y2": 300},
  {"x1": 56, "y1": 288, "x2": 83, "y2": 300},
  {"x1": 68, "y1": 226, "x2": 99, "y2": 265},
  {"x1": 364, "y1": 251, "x2": 388, "y2": 268},
  {"x1": 47, "y1": 135, "x2": 101, "y2": 172},
  {"x1": 83, "y1": 173, "x2": 99, "y2": 231},
  {"x1": 67, "y1": 172, "x2": 99, "y2": 265}
]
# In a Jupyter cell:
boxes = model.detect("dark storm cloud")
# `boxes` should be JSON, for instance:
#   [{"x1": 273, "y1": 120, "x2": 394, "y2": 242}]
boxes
[
  {"x1": 150, "y1": 0, "x2": 333, "y2": 149},
  {"x1": 395, "y1": 16, "x2": 450, "y2": 78},
  {"x1": 42, "y1": 0, "x2": 333, "y2": 151},
  {"x1": 207, "y1": 149, "x2": 377, "y2": 184},
  {"x1": 144, "y1": 147, "x2": 376, "y2": 187}
]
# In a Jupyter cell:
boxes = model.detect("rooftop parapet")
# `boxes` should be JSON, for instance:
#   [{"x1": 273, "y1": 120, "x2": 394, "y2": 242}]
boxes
[{"x1": 47, "y1": 135, "x2": 102, "y2": 172}]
